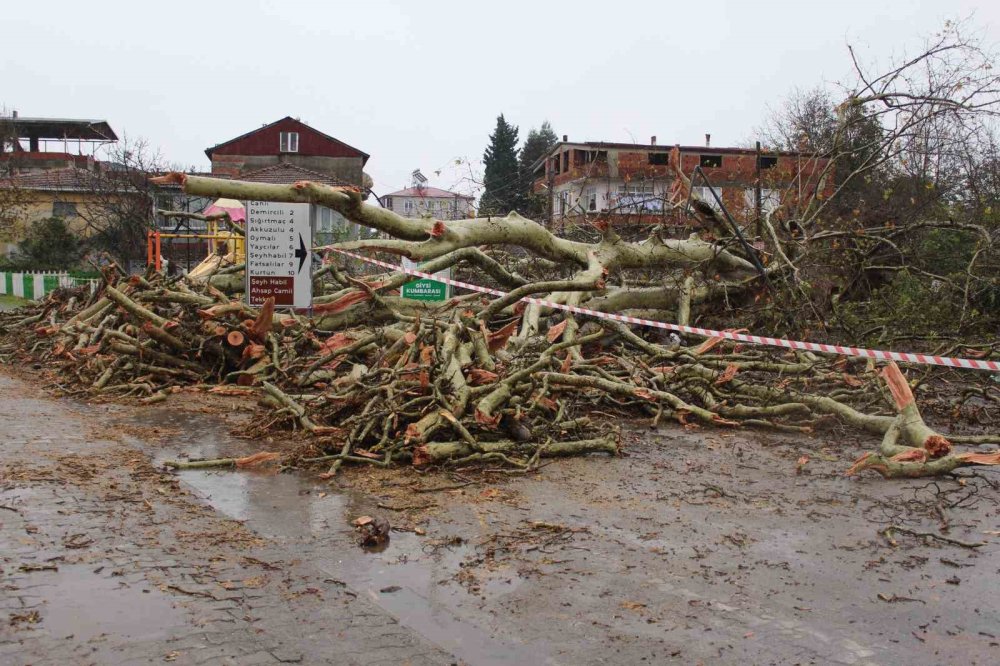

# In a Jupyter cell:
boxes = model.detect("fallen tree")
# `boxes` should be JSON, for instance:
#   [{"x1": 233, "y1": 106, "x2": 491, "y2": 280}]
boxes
[{"x1": 1, "y1": 171, "x2": 998, "y2": 480}]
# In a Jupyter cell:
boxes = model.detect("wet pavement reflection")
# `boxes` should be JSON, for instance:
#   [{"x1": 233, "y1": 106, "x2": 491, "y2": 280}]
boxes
[{"x1": 117, "y1": 407, "x2": 540, "y2": 665}]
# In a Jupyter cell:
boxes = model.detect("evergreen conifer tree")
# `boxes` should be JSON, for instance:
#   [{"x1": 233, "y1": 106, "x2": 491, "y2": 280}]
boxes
[
  {"x1": 480, "y1": 114, "x2": 521, "y2": 215},
  {"x1": 518, "y1": 121, "x2": 558, "y2": 218}
]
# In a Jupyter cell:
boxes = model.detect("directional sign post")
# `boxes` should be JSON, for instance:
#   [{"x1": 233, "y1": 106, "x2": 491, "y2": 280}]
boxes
[{"x1": 246, "y1": 201, "x2": 312, "y2": 309}]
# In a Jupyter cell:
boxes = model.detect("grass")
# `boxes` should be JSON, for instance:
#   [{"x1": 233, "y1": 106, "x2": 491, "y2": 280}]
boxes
[{"x1": 0, "y1": 294, "x2": 32, "y2": 309}]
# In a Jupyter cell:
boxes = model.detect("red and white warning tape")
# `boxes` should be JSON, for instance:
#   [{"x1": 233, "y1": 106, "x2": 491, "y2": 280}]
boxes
[{"x1": 326, "y1": 247, "x2": 1000, "y2": 372}]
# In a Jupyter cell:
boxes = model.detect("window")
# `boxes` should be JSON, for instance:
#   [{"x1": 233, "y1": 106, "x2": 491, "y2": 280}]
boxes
[
  {"x1": 758, "y1": 155, "x2": 778, "y2": 170},
  {"x1": 744, "y1": 188, "x2": 781, "y2": 216},
  {"x1": 279, "y1": 131, "x2": 299, "y2": 153},
  {"x1": 52, "y1": 201, "x2": 78, "y2": 218},
  {"x1": 694, "y1": 186, "x2": 723, "y2": 211},
  {"x1": 562, "y1": 152, "x2": 569, "y2": 172},
  {"x1": 559, "y1": 192, "x2": 569, "y2": 215},
  {"x1": 585, "y1": 187, "x2": 597, "y2": 211},
  {"x1": 383, "y1": 196, "x2": 392, "y2": 210},
  {"x1": 318, "y1": 206, "x2": 334, "y2": 232},
  {"x1": 699, "y1": 154, "x2": 722, "y2": 168},
  {"x1": 616, "y1": 184, "x2": 659, "y2": 212},
  {"x1": 648, "y1": 152, "x2": 669, "y2": 165},
  {"x1": 404, "y1": 200, "x2": 414, "y2": 215},
  {"x1": 316, "y1": 206, "x2": 351, "y2": 243}
]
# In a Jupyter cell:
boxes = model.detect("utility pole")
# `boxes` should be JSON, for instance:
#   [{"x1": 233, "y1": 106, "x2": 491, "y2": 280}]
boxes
[
  {"x1": 754, "y1": 140, "x2": 763, "y2": 238},
  {"x1": 546, "y1": 161, "x2": 555, "y2": 229}
]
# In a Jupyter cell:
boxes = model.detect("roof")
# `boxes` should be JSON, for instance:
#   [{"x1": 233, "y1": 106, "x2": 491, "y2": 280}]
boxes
[
  {"x1": 4, "y1": 117, "x2": 118, "y2": 142},
  {"x1": 204, "y1": 116, "x2": 370, "y2": 164},
  {"x1": 383, "y1": 185, "x2": 473, "y2": 200},
  {"x1": 3, "y1": 167, "x2": 96, "y2": 191},
  {"x1": 4, "y1": 166, "x2": 146, "y2": 194},
  {"x1": 237, "y1": 163, "x2": 352, "y2": 187}
]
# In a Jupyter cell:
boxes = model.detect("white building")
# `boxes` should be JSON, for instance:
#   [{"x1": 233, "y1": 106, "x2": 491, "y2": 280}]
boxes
[{"x1": 382, "y1": 170, "x2": 475, "y2": 220}]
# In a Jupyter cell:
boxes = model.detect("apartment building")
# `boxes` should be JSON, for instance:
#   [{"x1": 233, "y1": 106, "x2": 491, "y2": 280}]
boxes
[{"x1": 530, "y1": 135, "x2": 832, "y2": 227}]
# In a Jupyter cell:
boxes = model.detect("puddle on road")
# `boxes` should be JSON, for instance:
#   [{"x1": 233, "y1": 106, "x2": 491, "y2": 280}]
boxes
[
  {"x1": 117, "y1": 407, "x2": 542, "y2": 666},
  {"x1": 32, "y1": 563, "x2": 186, "y2": 643}
]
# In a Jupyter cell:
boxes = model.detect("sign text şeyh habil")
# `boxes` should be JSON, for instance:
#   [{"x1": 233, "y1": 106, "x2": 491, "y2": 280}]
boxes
[{"x1": 246, "y1": 201, "x2": 312, "y2": 309}]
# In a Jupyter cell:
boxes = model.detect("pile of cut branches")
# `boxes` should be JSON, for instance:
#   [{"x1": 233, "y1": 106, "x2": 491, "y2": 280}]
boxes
[
  {"x1": 0, "y1": 272, "x2": 619, "y2": 473},
  {"x1": 2, "y1": 173, "x2": 1000, "y2": 480}
]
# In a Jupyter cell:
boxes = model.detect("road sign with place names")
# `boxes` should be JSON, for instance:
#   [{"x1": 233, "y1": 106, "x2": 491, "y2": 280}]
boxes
[{"x1": 246, "y1": 201, "x2": 312, "y2": 309}]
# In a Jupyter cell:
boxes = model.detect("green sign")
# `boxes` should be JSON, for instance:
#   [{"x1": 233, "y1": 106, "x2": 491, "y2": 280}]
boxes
[
  {"x1": 401, "y1": 278, "x2": 449, "y2": 301},
  {"x1": 400, "y1": 258, "x2": 451, "y2": 302}
]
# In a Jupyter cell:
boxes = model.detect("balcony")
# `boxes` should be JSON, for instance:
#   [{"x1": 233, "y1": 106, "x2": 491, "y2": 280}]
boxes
[{"x1": 612, "y1": 197, "x2": 664, "y2": 214}]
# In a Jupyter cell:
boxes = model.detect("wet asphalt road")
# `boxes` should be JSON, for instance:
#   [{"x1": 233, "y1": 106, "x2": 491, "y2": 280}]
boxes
[
  {"x1": 0, "y1": 371, "x2": 453, "y2": 665},
  {"x1": 2, "y1": 365, "x2": 1000, "y2": 665}
]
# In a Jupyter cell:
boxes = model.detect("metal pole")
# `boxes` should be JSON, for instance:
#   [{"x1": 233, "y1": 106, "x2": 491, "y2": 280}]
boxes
[{"x1": 154, "y1": 231, "x2": 162, "y2": 272}]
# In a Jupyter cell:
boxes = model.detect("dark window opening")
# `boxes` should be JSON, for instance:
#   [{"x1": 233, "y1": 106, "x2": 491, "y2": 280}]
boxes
[
  {"x1": 758, "y1": 156, "x2": 778, "y2": 169},
  {"x1": 553, "y1": 156, "x2": 561, "y2": 175},
  {"x1": 52, "y1": 201, "x2": 78, "y2": 218},
  {"x1": 699, "y1": 154, "x2": 722, "y2": 168},
  {"x1": 648, "y1": 152, "x2": 669, "y2": 165},
  {"x1": 562, "y1": 151, "x2": 569, "y2": 172}
]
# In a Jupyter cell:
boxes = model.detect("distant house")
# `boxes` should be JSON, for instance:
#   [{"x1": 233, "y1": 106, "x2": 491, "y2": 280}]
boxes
[
  {"x1": 1, "y1": 113, "x2": 117, "y2": 174},
  {"x1": 531, "y1": 135, "x2": 832, "y2": 227},
  {"x1": 382, "y1": 171, "x2": 475, "y2": 221},
  {"x1": 205, "y1": 117, "x2": 370, "y2": 189},
  {"x1": 0, "y1": 168, "x2": 103, "y2": 256},
  {"x1": 1, "y1": 113, "x2": 120, "y2": 256}
]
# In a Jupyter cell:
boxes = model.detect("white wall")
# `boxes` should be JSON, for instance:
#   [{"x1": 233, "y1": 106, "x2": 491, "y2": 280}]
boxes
[
  {"x1": 553, "y1": 178, "x2": 672, "y2": 218},
  {"x1": 386, "y1": 195, "x2": 473, "y2": 220}
]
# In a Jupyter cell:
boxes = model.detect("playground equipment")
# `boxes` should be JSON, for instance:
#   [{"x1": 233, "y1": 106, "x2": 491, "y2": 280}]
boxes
[{"x1": 147, "y1": 198, "x2": 246, "y2": 276}]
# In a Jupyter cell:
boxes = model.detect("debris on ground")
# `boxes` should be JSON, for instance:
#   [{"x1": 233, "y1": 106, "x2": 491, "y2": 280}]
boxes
[{"x1": 1, "y1": 173, "x2": 999, "y2": 480}]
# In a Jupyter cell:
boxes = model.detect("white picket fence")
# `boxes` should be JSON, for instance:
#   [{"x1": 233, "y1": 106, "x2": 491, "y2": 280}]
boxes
[{"x1": 0, "y1": 271, "x2": 100, "y2": 301}]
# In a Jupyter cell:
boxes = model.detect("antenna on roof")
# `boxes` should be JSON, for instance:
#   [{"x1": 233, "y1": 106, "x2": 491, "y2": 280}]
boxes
[{"x1": 411, "y1": 169, "x2": 428, "y2": 188}]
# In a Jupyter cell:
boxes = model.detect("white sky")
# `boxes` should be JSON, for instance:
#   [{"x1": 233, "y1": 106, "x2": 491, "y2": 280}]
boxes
[{"x1": 3, "y1": 0, "x2": 997, "y2": 197}]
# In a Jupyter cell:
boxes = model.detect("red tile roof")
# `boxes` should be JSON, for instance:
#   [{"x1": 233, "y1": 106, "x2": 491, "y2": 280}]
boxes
[
  {"x1": 237, "y1": 163, "x2": 352, "y2": 187},
  {"x1": 384, "y1": 185, "x2": 473, "y2": 199},
  {"x1": 3, "y1": 167, "x2": 96, "y2": 191}
]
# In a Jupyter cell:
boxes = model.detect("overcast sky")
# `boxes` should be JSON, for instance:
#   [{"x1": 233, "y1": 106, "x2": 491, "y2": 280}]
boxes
[{"x1": 3, "y1": 1, "x2": 998, "y2": 197}]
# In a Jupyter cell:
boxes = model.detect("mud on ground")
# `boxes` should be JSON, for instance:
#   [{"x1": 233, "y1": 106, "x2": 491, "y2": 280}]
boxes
[{"x1": 3, "y1": 366, "x2": 1000, "y2": 665}]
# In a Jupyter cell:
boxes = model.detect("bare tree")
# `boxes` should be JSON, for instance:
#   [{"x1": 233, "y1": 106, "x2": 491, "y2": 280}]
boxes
[
  {"x1": 0, "y1": 107, "x2": 30, "y2": 245},
  {"x1": 76, "y1": 136, "x2": 168, "y2": 265},
  {"x1": 748, "y1": 20, "x2": 1000, "y2": 339}
]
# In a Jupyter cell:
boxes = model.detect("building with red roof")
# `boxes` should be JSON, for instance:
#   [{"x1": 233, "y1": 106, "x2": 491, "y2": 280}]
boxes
[
  {"x1": 382, "y1": 171, "x2": 475, "y2": 220},
  {"x1": 206, "y1": 117, "x2": 370, "y2": 189}
]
